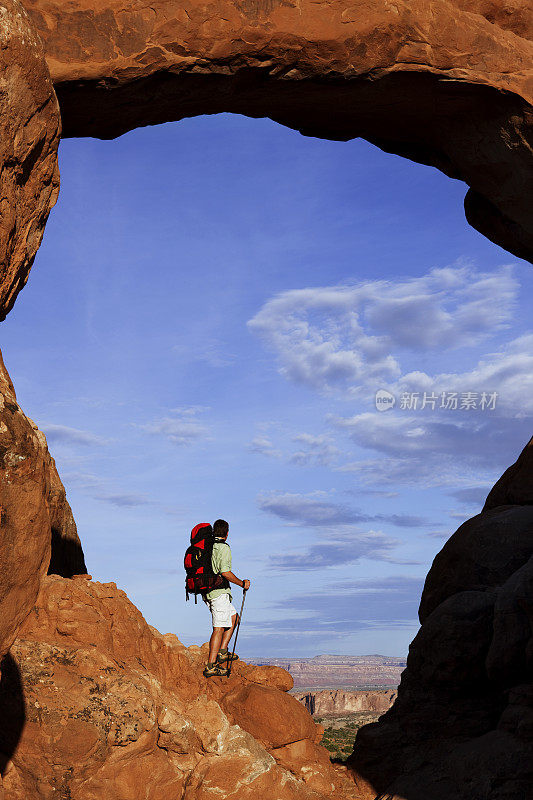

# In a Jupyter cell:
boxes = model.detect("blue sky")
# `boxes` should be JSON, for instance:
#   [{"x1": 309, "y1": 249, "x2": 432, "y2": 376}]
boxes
[{"x1": 2, "y1": 113, "x2": 532, "y2": 658}]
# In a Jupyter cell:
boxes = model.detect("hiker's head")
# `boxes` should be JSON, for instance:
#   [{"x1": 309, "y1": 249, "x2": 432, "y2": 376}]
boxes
[{"x1": 213, "y1": 519, "x2": 229, "y2": 540}]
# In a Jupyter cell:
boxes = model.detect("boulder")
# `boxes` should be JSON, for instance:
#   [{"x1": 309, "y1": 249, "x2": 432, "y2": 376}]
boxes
[
  {"x1": 244, "y1": 664, "x2": 294, "y2": 692},
  {"x1": 221, "y1": 683, "x2": 317, "y2": 749}
]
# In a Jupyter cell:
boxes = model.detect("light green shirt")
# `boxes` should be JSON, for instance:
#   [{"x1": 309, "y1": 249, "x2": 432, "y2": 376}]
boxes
[{"x1": 206, "y1": 541, "x2": 232, "y2": 601}]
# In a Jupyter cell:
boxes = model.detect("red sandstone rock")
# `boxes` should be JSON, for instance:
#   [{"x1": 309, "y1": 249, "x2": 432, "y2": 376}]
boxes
[
  {"x1": 0, "y1": 350, "x2": 85, "y2": 661},
  {"x1": 0, "y1": 350, "x2": 50, "y2": 660},
  {"x1": 0, "y1": 0, "x2": 60, "y2": 320},
  {"x1": 221, "y1": 683, "x2": 317, "y2": 748},
  {"x1": 1, "y1": 575, "x2": 356, "y2": 799},
  {"x1": 0, "y1": 2, "x2": 531, "y2": 797},
  {"x1": 314, "y1": 723, "x2": 325, "y2": 743},
  {"x1": 0, "y1": 0, "x2": 525, "y2": 270},
  {"x1": 271, "y1": 737, "x2": 336, "y2": 793},
  {"x1": 244, "y1": 663, "x2": 294, "y2": 692}
]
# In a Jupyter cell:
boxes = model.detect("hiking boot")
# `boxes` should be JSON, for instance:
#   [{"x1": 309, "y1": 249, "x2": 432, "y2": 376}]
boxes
[
  {"x1": 216, "y1": 650, "x2": 239, "y2": 665},
  {"x1": 203, "y1": 662, "x2": 229, "y2": 678}
]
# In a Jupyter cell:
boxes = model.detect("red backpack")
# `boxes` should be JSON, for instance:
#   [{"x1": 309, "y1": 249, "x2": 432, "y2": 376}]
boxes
[{"x1": 184, "y1": 523, "x2": 229, "y2": 602}]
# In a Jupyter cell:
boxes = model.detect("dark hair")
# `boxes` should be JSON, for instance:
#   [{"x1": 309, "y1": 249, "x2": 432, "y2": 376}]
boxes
[{"x1": 213, "y1": 519, "x2": 229, "y2": 538}]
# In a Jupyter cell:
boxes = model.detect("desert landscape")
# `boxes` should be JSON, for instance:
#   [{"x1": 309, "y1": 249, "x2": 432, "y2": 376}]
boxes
[{"x1": 260, "y1": 656, "x2": 405, "y2": 691}]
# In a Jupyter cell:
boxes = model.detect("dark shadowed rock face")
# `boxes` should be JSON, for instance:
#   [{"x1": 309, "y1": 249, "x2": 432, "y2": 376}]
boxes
[
  {"x1": 46, "y1": 466, "x2": 88, "y2": 579},
  {"x1": 0, "y1": 349, "x2": 86, "y2": 660},
  {"x1": 349, "y1": 440, "x2": 533, "y2": 800},
  {"x1": 483, "y1": 436, "x2": 533, "y2": 509},
  {"x1": 10, "y1": 0, "x2": 533, "y2": 268},
  {"x1": 0, "y1": 0, "x2": 60, "y2": 321}
]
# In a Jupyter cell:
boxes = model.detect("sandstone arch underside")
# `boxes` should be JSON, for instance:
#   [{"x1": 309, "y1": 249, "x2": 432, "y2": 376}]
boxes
[{"x1": 19, "y1": 0, "x2": 533, "y2": 270}]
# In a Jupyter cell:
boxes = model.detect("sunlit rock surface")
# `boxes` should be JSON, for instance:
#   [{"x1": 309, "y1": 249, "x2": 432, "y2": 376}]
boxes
[
  {"x1": 0, "y1": 574, "x2": 356, "y2": 799},
  {"x1": 0, "y1": 0, "x2": 60, "y2": 321},
  {"x1": 0, "y1": 350, "x2": 86, "y2": 661}
]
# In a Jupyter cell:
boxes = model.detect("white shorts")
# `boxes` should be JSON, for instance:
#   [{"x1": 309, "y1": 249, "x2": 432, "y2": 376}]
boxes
[{"x1": 204, "y1": 593, "x2": 237, "y2": 628}]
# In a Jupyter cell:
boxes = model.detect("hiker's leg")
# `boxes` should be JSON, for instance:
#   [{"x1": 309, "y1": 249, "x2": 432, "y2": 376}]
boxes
[
  {"x1": 220, "y1": 613, "x2": 238, "y2": 650},
  {"x1": 208, "y1": 627, "x2": 225, "y2": 664}
]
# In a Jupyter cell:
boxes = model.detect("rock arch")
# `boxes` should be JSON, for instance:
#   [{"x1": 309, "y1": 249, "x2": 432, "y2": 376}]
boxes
[
  {"x1": 1, "y1": 0, "x2": 532, "y2": 320},
  {"x1": 26, "y1": 0, "x2": 533, "y2": 265},
  {"x1": 0, "y1": 1, "x2": 532, "y2": 797}
]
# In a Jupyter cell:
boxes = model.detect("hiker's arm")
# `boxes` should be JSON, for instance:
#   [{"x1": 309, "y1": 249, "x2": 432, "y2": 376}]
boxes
[{"x1": 221, "y1": 571, "x2": 250, "y2": 589}]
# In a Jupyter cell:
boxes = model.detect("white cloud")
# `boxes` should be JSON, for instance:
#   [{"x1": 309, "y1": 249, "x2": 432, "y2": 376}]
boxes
[
  {"x1": 248, "y1": 263, "x2": 518, "y2": 396},
  {"x1": 42, "y1": 424, "x2": 107, "y2": 447},
  {"x1": 95, "y1": 492, "x2": 152, "y2": 507},
  {"x1": 426, "y1": 530, "x2": 451, "y2": 540},
  {"x1": 61, "y1": 470, "x2": 154, "y2": 508},
  {"x1": 138, "y1": 406, "x2": 209, "y2": 446},
  {"x1": 395, "y1": 333, "x2": 533, "y2": 415},
  {"x1": 61, "y1": 470, "x2": 102, "y2": 488},
  {"x1": 258, "y1": 490, "x2": 369, "y2": 526},
  {"x1": 449, "y1": 487, "x2": 490, "y2": 506},
  {"x1": 257, "y1": 491, "x2": 405, "y2": 568},
  {"x1": 258, "y1": 490, "x2": 428, "y2": 530},
  {"x1": 270, "y1": 529, "x2": 403, "y2": 571},
  {"x1": 289, "y1": 433, "x2": 341, "y2": 466},
  {"x1": 331, "y1": 410, "x2": 531, "y2": 487},
  {"x1": 248, "y1": 436, "x2": 282, "y2": 458},
  {"x1": 248, "y1": 263, "x2": 530, "y2": 491}
]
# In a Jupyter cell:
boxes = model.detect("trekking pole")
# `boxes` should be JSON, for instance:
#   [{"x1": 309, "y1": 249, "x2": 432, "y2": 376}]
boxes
[{"x1": 227, "y1": 588, "x2": 247, "y2": 677}]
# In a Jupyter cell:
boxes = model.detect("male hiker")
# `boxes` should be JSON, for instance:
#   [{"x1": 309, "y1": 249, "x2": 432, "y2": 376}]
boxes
[{"x1": 203, "y1": 518, "x2": 251, "y2": 678}]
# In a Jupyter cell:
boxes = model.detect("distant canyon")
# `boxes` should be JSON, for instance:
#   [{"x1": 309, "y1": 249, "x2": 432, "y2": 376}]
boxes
[
  {"x1": 293, "y1": 689, "x2": 397, "y2": 717},
  {"x1": 257, "y1": 655, "x2": 406, "y2": 691}
]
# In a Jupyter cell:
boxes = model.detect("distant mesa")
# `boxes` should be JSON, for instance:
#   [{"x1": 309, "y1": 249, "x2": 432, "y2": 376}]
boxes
[{"x1": 257, "y1": 654, "x2": 406, "y2": 690}]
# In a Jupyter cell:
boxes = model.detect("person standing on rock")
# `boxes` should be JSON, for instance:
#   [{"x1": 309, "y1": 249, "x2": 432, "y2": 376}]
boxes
[{"x1": 203, "y1": 519, "x2": 251, "y2": 678}]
